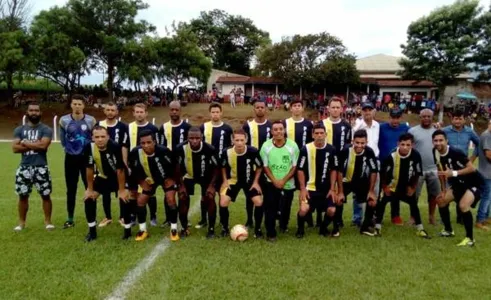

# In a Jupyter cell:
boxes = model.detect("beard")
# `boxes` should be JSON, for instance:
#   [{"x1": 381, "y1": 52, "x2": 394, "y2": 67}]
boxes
[{"x1": 27, "y1": 115, "x2": 40, "y2": 124}]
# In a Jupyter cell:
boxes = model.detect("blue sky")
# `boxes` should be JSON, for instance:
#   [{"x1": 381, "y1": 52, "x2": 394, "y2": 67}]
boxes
[{"x1": 32, "y1": 0, "x2": 490, "y2": 85}]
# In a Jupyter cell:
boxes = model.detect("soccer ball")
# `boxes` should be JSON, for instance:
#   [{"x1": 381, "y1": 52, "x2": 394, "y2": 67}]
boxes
[{"x1": 230, "y1": 224, "x2": 248, "y2": 242}]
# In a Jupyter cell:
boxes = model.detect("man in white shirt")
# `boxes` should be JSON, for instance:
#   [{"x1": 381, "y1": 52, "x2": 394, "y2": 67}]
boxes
[{"x1": 351, "y1": 102, "x2": 380, "y2": 226}]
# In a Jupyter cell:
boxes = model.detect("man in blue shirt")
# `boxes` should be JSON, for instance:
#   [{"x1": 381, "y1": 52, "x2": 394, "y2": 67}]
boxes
[
  {"x1": 378, "y1": 108, "x2": 409, "y2": 225},
  {"x1": 59, "y1": 95, "x2": 96, "y2": 229}
]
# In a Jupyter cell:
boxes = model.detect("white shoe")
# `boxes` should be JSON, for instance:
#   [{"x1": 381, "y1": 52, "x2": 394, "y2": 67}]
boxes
[
  {"x1": 45, "y1": 224, "x2": 55, "y2": 231},
  {"x1": 14, "y1": 225, "x2": 24, "y2": 232}
]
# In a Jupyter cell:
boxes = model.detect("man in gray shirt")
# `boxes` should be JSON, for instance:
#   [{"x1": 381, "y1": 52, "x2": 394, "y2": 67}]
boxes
[
  {"x1": 12, "y1": 102, "x2": 54, "y2": 231},
  {"x1": 408, "y1": 109, "x2": 440, "y2": 225},
  {"x1": 476, "y1": 119, "x2": 491, "y2": 229}
]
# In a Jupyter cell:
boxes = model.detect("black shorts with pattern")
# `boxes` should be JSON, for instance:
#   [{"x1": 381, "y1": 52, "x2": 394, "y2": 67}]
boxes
[{"x1": 15, "y1": 165, "x2": 52, "y2": 197}]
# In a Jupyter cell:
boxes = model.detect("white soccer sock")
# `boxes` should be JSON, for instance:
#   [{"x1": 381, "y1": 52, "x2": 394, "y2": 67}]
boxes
[
  {"x1": 375, "y1": 224, "x2": 381, "y2": 229},
  {"x1": 416, "y1": 224, "x2": 424, "y2": 231},
  {"x1": 139, "y1": 223, "x2": 147, "y2": 231},
  {"x1": 171, "y1": 223, "x2": 177, "y2": 230},
  {"x1": 88, "y1": 222, "x2": 96, "y2": 228},
  {"x1": 124, "y1": 224, "x2": 131, "y2": 229}
]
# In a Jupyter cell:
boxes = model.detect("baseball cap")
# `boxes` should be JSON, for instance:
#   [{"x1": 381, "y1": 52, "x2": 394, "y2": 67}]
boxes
[
  {"x1": 362, "y1": 102, "x2": 374, "y2": 110},
  {"x1": 389, "y1": 108, "x2": 403, "y2": 118}
]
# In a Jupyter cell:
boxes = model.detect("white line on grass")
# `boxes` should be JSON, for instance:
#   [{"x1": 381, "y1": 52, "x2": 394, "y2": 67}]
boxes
[{"x1": 105, "y1": 201, "x2": 201, "y2": 300}]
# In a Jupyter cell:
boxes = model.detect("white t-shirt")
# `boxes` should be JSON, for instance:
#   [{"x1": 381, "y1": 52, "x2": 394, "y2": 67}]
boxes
[{"x1": 353, "y1": 119, "x2": 380, "y2": 157}]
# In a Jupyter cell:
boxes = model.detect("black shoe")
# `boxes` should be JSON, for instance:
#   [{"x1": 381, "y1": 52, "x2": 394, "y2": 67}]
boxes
[
  {"x1": 337, "y1": 222, "x2": 345, "y2": 229},
  {"x1": 319, "y1": 227, "x2": 329, "y2": 237},
  {"x1": 63, "y1": 221, "x2": 75, "y2": 229},
  {"x1": 180, "y1": 228, "x2": 190, "y2": 238},
  {"x1": 221, "y1": 228, "x2": 230, "y2": 238},
  {"x1": 267, "y1": 236, "x2": 277, "y2": 243},
  {"x1": 195, "y1": 220, "x2": 208, "y2": 229},
  {"x1": 122, "y1": 229, "x2": 132, "y2": 240},
  {"x1": 295, "y1": 230, "x2": 305, "y2": 239},
  {"x1": 331, "y1": 229, "x2": 340, "y2": 238},
  {"x1": 206, "y1": 229, "x2": 215, "y2": 239},
  {"x1": 85, "y1": 232, "x2": 97, "y2": 242},
  {"x1": 254, "y1": 229, "x2": 263, "y2": 239},
  {"x1": 361, "y1": 227, "x2": 375, "y2": 236},
  {"x1": 245, "y1": 221, "x2": 254, "y2": 228}
]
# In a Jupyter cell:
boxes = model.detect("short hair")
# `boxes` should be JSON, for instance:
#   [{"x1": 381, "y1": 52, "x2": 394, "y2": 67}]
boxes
[
  {"x1": 92, "y1": 125, "x2": 108, "y2": 134},
  {"x1": 353, "y1": 129, "x2": 368, "y2": 140},
  {"x1": 188, "y1": 126, "x2": 202, "y2": 135},
  {"x1": 272, "y1": 120, "x2": 284, "y2": 127},
  {"x1": 71, "y1": 94, "x2": 85, "y2": 104},
  {"x1": 312, "y1": 122, "x2": 325, "y2": 132},
  {"x1": 452, "y1": 110, "x2": 464, "y2": 118},
  {"x1": 253, "y1": 100, "x2": 265, "y2": 107},
  {"x1": 133, "y1": 103, "x2": 147, "y2": 112},
  {"x1": 328, "y1": 97, "x2": 343, "y2": 106},
  {"x1": 290, "y1": 99, "x2": 303, "y2": 106},
  {"x1": 419, "y1": 108, "x2": 433, "y2": 116},
  {"x1": 209, "y1": 102, "x2": 222, "y2": 112},
  {"x1": 138, "y1": 129, "x2": 154, "y2": 141},
  {"x1": 432, "y1": 129, "x2": 447, "y2": 140},
  {"x1": 398, "y1": 133, "x2": 414, "y2": 143},
  {"x1": 27, "y1": 101, "x2": 40, "y2": 109},
  {"x1": 233, "y1": 128, "x2": 247, "y2": 138},
  {"x1": 105, "y1": 101, "x2": 117, "y2": 108}
]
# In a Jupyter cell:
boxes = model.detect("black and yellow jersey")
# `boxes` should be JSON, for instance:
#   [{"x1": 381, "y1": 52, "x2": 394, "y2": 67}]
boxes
[
  {"x1": 283, "y1": 117, "x2": 313, "y2": 149},
  {"x1": 128, "y1": 121, "x2": 159, "y2": 151},
  {"x1": 321, "y1": 118, "x2": 352, "y2": 152},
  {"x1": 199, "y1": 121, "x2": 233, "y2": 158},
  {"x1": 96, "y1": 120, "x2": 129, "y2": 149},
  {"x1": 174, "y1": 141, "x2": 219, "y2": 181},
  {"x1": 433, "y1": 146, "x2": 484, "y2": 186},
  {"x1": 338, "y1": 146, "x2": 378, "y2": 185},
  {"x1": 297, "y1": 142, "x2": 338, "y2": 192},
  {"x1": 221, "y1": 146, "x2": 263, "y2": 186},
  {"x1": 242, "y1": 119, "x2": 272, "y2": 150},
  {"x1": 128, "y1": 145, "x2": 174, "y2": 184},
  {"x1": 159, "y1": 120, "x2": 191, "y2": 150},
  {"x1": 84, "y1": 140, "x2": 124, "y2": 179},
  {"x1": 382, "y1": 148, "x2": 422, "y2": 193}
]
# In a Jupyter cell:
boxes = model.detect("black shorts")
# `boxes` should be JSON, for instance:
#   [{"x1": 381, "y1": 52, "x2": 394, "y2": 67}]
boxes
[
  {"x1": 452, "y1": 183, "x2": 481, "y2": 208},
  {"x1": 343, "y1": 182, "x2": 369, "y2": 203},
  {"x1": 307, "y1": 191, "x2": 335, "y2": 210},
  {"x1": 220, "y1": 183, "x2": 261, "y2": 202},
  {"x1": 127, "y1": 168, "x2": 138, "y2": 191},
  {"x1": 141, "y1": 181, "x2": 178, "y2": 196},
  {"x1": 94, "y1": 176, "x2": 118, "y2": 195},
  {"x1": 184, "y1": 178, "x2": 212, "y2": 197}
]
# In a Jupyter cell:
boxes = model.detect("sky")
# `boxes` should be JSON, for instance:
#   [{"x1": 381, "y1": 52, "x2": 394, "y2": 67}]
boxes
[{"x1": 31, "y1": 0, "x2": 490, "y2": 85}]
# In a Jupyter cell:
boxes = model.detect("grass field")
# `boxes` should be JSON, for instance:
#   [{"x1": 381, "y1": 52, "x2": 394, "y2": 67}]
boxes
[{"x1": 1, "y1": 104, "x2": 491, "y2": 300}]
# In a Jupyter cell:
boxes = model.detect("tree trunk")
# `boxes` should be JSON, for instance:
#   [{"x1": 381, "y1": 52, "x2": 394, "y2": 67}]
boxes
[
  {"x1": 6, "y1": 73, "x2": 14, "y2": 107},
  {"x1": 107, "y1": 58, "x2": 114, "y2": 101},
  {"x1": 437, "y1": 86, "x2": 446, "y2": 123}
]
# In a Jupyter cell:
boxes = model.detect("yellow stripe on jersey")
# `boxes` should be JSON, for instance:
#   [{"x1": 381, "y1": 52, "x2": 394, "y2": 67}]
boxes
[
  {"x1": 388, "y1": 150, "x2": 401, "y2": 192},
  {"x1": 343, "y1": 147, "x2": 356, "y2": 183},
  {"x1": 99, "y1": 120, "x2": 107, "y2": 128},
  {"x1": 323, "y1": 119, "x2": 333, "y2": 145},
  {"x1": 129, "y1": 122, "x2": 138, "y2": 150},
  {"x1": 227, "y1": 148, "x2": 238, "y2": 185},
  {"x1": 434, "y1": 148, "x2": 444, "y2": 171},
  {"x1": 183, "y1": 144, "x2": 194, "y2": 179},
  {"x1": 203, "y1": 122, "x2": 213, "y2": 144},
  {"x1": 248, "y1": 120, "x2": 259, "y2": 149},
  {"x1": 91, "y1": 143, "x2": 107, "y2": 179},
  {"x1": 306, "y1": 143, "x2": 317, "y2": 191},
  {"x1": 285, "y1": 118, "x2": 295, "y2": 142},
  {"x1": 163, "y1": 121, "x2": 173, "y2": 150},
  {"x1": 138, "y1": 148, "x2": 154, "y2": 185}
]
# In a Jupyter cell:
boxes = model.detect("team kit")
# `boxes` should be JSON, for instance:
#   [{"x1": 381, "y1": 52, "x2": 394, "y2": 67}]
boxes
[{"x1": 12, "y1": 95, "x2": 487, "y2": 247}]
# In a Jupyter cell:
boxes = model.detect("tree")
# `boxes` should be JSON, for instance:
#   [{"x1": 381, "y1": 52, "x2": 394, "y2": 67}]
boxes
[
  {"x1": 184, "y1": 9, "x2": 270, "y2": 75},
  {"x1": 399, "y1": 0, "x2": 481, "y2": 122},
  {"x1": 0, "y1": 0, "x2": 32, "y2": 105},
  {"x1": 117, "y1": 36, "x2": 157, "y2": 91},
  {"x1": 472, "y1": 5, "x2": 491, "y2": 81},
  {"x1": 256, "y1": 32, "x2": 359, "y2": 89},
  {"x1": 30, "y1": 6, "x2": 89, "y2": 98},
  {"x1": 67, "y1": 0, "x2": 155, "y2": 100},
  {"x1": 154, "y1": 26, "x2": 212, "y2": 92}
]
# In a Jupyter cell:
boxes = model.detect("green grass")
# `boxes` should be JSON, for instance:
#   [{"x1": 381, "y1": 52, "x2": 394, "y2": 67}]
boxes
[{"x1": 0, "y1": 143, "x2": 490, "y2": 300}]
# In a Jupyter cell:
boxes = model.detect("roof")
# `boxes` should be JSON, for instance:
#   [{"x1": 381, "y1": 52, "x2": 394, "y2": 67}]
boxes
[
  {"x1": 216, "y1": 76, "x2": 282, "y2": 85},
  {"x1": 356, "y1": 54, "x2": 402, "y2": 72},
  {"x1": 377, "y1": 80, "x2": 436, "y2": 87}
]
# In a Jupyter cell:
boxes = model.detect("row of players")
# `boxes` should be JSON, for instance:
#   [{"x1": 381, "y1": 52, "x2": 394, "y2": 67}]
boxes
[{"x1": 12, "y1": 96, "x2": 485, "y2": 246}]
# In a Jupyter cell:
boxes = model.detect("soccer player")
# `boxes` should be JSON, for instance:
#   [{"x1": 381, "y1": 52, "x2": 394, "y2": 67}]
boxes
[
  {"x1": 12, "y1": 102, "x2": 54, "y2": 231},
  {"x1": 375, "y1": 133, "x2": 430, "y2": 239},
  {"x1": 198, "y1": 103, "x2": 233, "y2": 229},
  {"x1": 158, "y1": 100, "x2": 191, "y2": 226},
  {"x1": 433, "y1": 130, "x2": 485, "y2": 247},
  {"x1": 83, "y1": 126, "x2": 128, "y2": 242},
  {"x1": 96, "y1": 102, "x2": 129, "y2": 227},
  {"x1": 296, "y1": 123, "x2": 338, "y2": 238},
  {"x1": 322, "y1": 97, "x2": 352, "y2": 228},
  {"x1": 242, "y1": 100, "x2": 271, "y2": 228},
  {"x1": 175, "y1": 127, "x2": 220, "y2": 238},
  {"x1": 128, "y1": 103, "x2": 159, "y2": 227},
  {"x1": 129, "y1": 130, "x2": 180, "y2": 241},
  {"x1": 260, "y1": 121, "x2": 299, "y2": 242},
  {"x1": 219, "y1": 129, "x2": 264, "y2": 238},
  {"x1": 337, "y1": 129, "x2": 379, "y2": 236},
  {"x1": 59, "y1": 94, "x2": 96, "y2": 229}
]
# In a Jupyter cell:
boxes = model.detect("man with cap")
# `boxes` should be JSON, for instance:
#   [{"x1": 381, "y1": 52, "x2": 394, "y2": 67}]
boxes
[
  {"x1": 352, "y1": 102, "x2": 380, "y2": 227},
  {"x1": 378, "y1": 108, "x2": 409, "y2": 225}
]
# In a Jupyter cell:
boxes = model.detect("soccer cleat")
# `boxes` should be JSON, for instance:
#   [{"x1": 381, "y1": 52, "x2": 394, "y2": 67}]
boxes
[
  {"x1": 267, "y1": 236, "x2": 277, "y2": 243},
  {"x1": 295, "y1": 230, "x2": 305, "y2": 239},
  {"x1": 63, "y1": 221, "x2": 75, "y2": 229},
  {"x1": 45, "y1": 224, "x2": 55, "y2": 231},
  {"x1": 119, "y1": 218, "x2": 125, "y2": 227},
  {"x1": 254, "y1": 230, "x2": 264, "y2": 239},
  {"x1": 14, "y1": 225, "x2": 25, "y2": 232},
  {"x1": 361, "y1": 228, "x2": 375, "y2": 237},
  {"x1": 439, "y1": 230, "x2": 455, "y2": 237},
  {"x1": 135, "y1": 230, "x2": 149, "y2": 241},
  {"x1": 457, "y1": 237, "x2": 475, "y2": 247},
  {"x1": 150, "y1": 218, "x2": 158, "y2": 227},
  {"x1": 84, "y1": 232, "x2": 97, "y2": 242},
  {"x1": 417, "y1": 229, "x2": 431, "y2": 239},
  {"x1": 374, "y1": 228, "x2": 382, "y2": 237},
  {"x1": 206, "y1": 229, "x2": 215, "y2": 239},
  {"x1": 331, "y1": 231, "x2": 340, "y2": 238},
  {"x1": 475, "y1": 222, "x2": 489, "y2": 231},
  {"x1": 98, "y1": 218, "x2": 112, "y2": 228},
  {"x1": 195, "y1": 220, "x2": 207, "y2": 229},
  {"x1": 122, "y1": 229, "x2": 132, "y2": 240},
  {"x1": 392, "y1": 216, "x2": 404, "y2": 226},
  {"x1": 180, "y1": 228, "x2": 190, "y2": 238},
  {"x1": 221, "y1": 228, "x2": 230, "y2": 238},
  {"x1": 170, "y1": 229, "x2": 180, "y2": 241}
]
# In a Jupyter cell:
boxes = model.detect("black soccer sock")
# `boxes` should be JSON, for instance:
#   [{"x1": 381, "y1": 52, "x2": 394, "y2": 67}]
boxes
[
  {"x1": 297, "y1": 212, "x2": 305, "y2": 233},
  {"x1": 254, "y1": 205, "x2": 264, "y2": 232},
  {"x1": 219, "y1": 206, "x2": 229, "y2": 229},
  {"x1": 120, "y1": 199, "x2": 132, "y2": 226},
  {"x1": 200, "y1": 200, "x2": 207, "y2": 223},
  {"x1": 323, "y1": 213, "x2": 333, "y2": 231},
  {"x1": 119, "y1": 198, "x2": 124, "y2": 220},
  {"x1": 179, "y1": 195, "x2": 190, "y2": 229},
  {"x1": 316, "y1": 209, "x2": 323, "y2": 226},
  {"x1": 246, "y1": 197, "x2": 254, "y2": 223},
  {"x1": 305, "y1": 210, "x2": 314, "y2": 227},
  {"x1": 439, "y1": 206, "x2": 453, "y2": 232},
  {"x1": 336, "y1": 205, "x2": 344, "y2": 225},
  {"x1": 129, "y1": 198, "x2": 137, "y2": 218},
  {"x1": 102, "y1": 192, "x2": 112, "y2": 219},
  {"x1": 168, "y1": 204, "x2": 178, "y2": 225},
  {"x1": 462, "y1": 211, "x2": 474, "y2": 240},
  {"x1": 137, "y1": 205, "x2": 147, "y2": 225},
  {"x1": 84, "y1": 198, "x2": 97, "y2": 225},
  {"x1": 148, "y1": 196, "x2": 157, "y2": 220},
  {"x1": 164, "y1": 199, "x2": 170, "y2": 222},
  {"x1": 208, "y1": 203, "x2": 217, "y2": 230}
]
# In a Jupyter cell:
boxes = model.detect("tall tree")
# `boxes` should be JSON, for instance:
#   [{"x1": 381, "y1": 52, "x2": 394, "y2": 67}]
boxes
[
  {"x1": 399, "y1": 0, "x2": 481, "y2": 122},
  {"x1": 117, "y1": 36, "x2": 156, "y2": 91},
  {"x1": 472, "y1": 5, "x2": 491, "y2": 81},
  {"x1": 30, "y1": 6, "x2": 89, "y2": 98},
  {"x1": 67, "y1": 0, "x2": 155, "y2": 100},
  {"x1": 256, "y1": 32, "x2": 359, "y2": 88},
  {"x1": 184, "y1": 9, "x2": 270, "y2": 75}
]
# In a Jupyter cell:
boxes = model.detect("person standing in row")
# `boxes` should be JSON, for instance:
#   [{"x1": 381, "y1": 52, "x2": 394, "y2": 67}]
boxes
[
  {"x1": 59, "y1": 95, "x2": 96, "y2": 229},
  {"x1": 476, "y1": 119, "x2": 491, "y2": 229}
]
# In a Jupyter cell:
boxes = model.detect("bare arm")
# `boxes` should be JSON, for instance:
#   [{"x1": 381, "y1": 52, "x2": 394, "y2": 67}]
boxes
[
  {"x1": 485, "y1": 149, "x2": 491, "y2": 161},
  {"x1": 297, "y1": 170, "x2": 307, "y2": 190},
  {"x1": 368, "y1": 172, "x2": 377, "y2": 193},
  {"x1": 470, "y1": 130, "x2": 480, "y2": 161},
  {"x1": 263, "y1": 166, "x2": 277, "y2": 183},
  {"x1": 253, "y1": 167, "x2": 262, "y2": 186},
  {"x1": 122, "y1": 147, "x2": 129, "y2": 166},
  {"x1": 281, "y1": 166, "x2": 297, "y2": 183},
  {"x1": 12, "y1": 138, "x2": 30, "y2": 153},
  {"x1": 117, "y1": 169, "x2": 126, "y2": 191},
  {"x1": 23, "y1": 137, "x2": 52, "y2": 151},
  {"x1": 456, "y1": 161, "x2": 477, "y2": 176},
  {"x1": 86, "y1": 167, "x2": 95, "y2": 191}
]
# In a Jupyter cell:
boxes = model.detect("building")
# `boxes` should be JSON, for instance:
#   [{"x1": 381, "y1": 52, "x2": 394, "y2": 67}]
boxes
[{"x1": 207, "y1": 69, "x2": 282, "y2": 98}]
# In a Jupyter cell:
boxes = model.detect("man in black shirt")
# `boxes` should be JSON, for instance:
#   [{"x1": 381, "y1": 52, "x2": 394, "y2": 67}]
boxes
[
  {"x1": 129, "y1": 130, "x2": 180, "y2": 242},
  {"x1": 175, "y1": 127, "x2": 220, "y2": 238},
  {"x1": 83, "y1": 126, "x2": 128, "y2": 242},
  {"x1": 433, "y1": 130, "x2": 485, "y2": 247},
  {"x1": 337, "y1": 129, "x2": 378, "y2": 236},
  {"x1": 296, "y1": 123, "x2": 338, "y2": 238},
  {"x1": 219, "y1": 129, "x2": 264, "y2": 238},
  {"x1": 375, "y1": 133, "x2": 430, "y2": 239}
]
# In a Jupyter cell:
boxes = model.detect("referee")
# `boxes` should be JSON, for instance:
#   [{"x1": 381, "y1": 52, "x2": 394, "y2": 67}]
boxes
[{"x1": 59, "y1": 95, "x2": 96, "y2": 228}]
